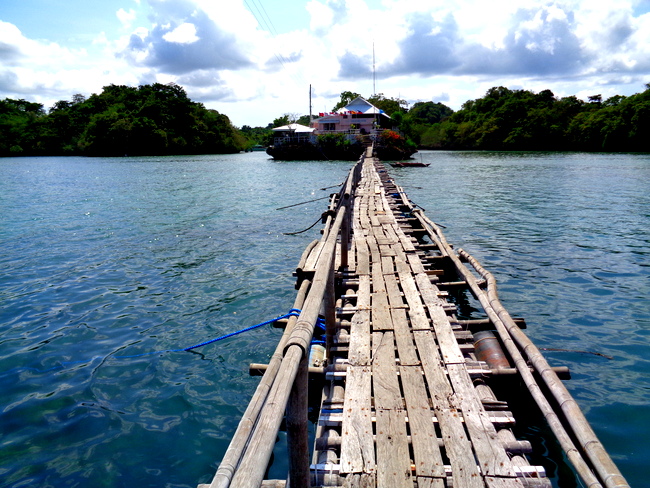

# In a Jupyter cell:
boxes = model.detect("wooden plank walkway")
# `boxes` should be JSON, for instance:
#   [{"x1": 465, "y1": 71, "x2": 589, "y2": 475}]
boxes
[
  {"x1": 311, "y1": 156, "x2": 544, "y2": 488},
  {"x1": 200, "y1": 150, "x2": 629, "y2": 488}
]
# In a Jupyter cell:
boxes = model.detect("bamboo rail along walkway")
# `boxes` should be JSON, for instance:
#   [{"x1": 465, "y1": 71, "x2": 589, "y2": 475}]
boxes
[{"x1": 198, "y1": 148, "x2": 629, "y2": 488}]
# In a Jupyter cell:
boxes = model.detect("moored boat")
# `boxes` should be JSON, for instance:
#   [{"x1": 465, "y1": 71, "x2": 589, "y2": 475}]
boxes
[{"x1": 390, "y1": 161, "x2": 430, "y2": 167}]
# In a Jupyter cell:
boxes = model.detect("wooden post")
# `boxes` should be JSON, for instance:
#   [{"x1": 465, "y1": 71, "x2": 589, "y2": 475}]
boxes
[
  {"x1": 207, "y1": 280, "x2": 311, "y2": 488},
  {"x1": 338, "y1": 161, "x2": 356, "y2": 271},
  {"x1": 324, "y1": 265, "x2": 336, "y2": 354},
  {"x1": 340, "y1": 195, "x2": 350, "y2": 270},
  {"x1": 286, "y1": 353, "x2": 310, "y2": 488},
  {"x1": 228, "y1": 208, "x2": 347, "y2": 488},
  {"x1": 230, "y1": 346, "x2": 305, "y2": 488}
]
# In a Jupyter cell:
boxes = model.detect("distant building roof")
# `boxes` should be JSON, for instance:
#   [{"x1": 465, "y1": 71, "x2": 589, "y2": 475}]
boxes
[
  {"x1": 271, "y1": 123, "x2": 315, "y2": 133},
  {"x1": 316, "y1": 96, "x2": 390, "y2": 119},
  {"x1": 339, "y1": 96, "x2": 388, "y2": 116}
]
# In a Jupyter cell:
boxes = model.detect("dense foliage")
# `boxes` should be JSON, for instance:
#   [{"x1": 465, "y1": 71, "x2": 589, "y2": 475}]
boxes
[
  {"x1": 240, "y1": 125, "x2": 273, "y2": 147},
  {"x1": 5, "y1": 83, "x2": 650, "y2": 157},
  {"x1": 419, "y1": 85, "x2": 650, "y2": 151},
  {"x1": 0, "y1": 83, "x2": 246, "y2": 157},
  {"x1": 375, "y1": 129, "x2": 417, "y2": 157},
  {"x1": 327, "y1": 86, "x2": 650, "y2": 152}
]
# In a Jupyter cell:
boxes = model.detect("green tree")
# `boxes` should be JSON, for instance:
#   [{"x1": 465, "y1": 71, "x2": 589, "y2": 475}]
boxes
[
  {"x1": 367, "y1": 93, "x2": 408, "y2": 116},
  {"x1": 0, "y1": 98, "x2": 46, "y2": 155},
  {"x1": 408, "y1": 101, "x2": 453, "y2": 125},
  {"x1": 331, "y1": 91, "x2": 361, "y2": 112},
  {"x1": 272, "y1": 114, "x2": 291, "y2": 127}
]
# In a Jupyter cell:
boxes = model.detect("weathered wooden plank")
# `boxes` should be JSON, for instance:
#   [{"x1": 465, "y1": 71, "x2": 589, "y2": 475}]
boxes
[
  {"x1": 371, "y1": 250, "x2": 392, "y2": 331},
  {"x1": 399, "y1": 365, "x2": 445, "y2": 478},
  {"x1": 393, "y1": 248, "x2": 412, "y2": 275},
  {"x1": 359, "y1": 199, "x2": 371, "y2": 230},
  {"x1": 415, "y1": 477, "x2": 446, "y2": 488},
  {"x1": 366, "y1": 231, "x2": 381, "y2": 265},
  {"x1": 381, "y1": 255, "x2": 396, "y2": 280},
  {"x1": 435, "y1": 406, "x2": 483, "y2": 488},
  {"x1": 447, "y1": 363, "x2": 517, "y2": 477},
  {"x1": 349, "y1": 275, "x2": 371, "y2": 366},
  {"x1": 382, "y1": 223, "x2": 401, "y2": 247},
  {"x1": 397, "y1": 269, "x2": 431, "y2": 332},
  {"x1": 414, "y1": 272, "x2": 465, "y2": 364},
  {"x1": 393, "y1": 223, "x2": 417, "y2": 253},
  {"x1": 371, "y1": 217, "x2": 387, "y2": 238},
  {"x1": 355, "y1": 234, "x2": 370, "y2": 276},
  {"x1": 372, "y1": 331, "x2": 413, "y2": 488},
  {"x1": 484, "y1": 476, "x2": 525, "y2": 487},
  {"x1": 342, "y1": 473, "x2": 376, "y2": 488},
  {"x1": 340, "y1": 365, "x2": 376, "y2": 474},
  {"x1": 390, "y1": 307, "x2": 420, "y2": 366},
  {"x1": 411, "y1": 329, "x2": 484, "y2": 488},
  {"x1": 406, "y1": 251, "x2": 427, "y2": 274},
  {"x1": 371, "y1": 290, "x2": 392, "y2": 331},
  {"x1": 376, "y1": 236, "x2": 397, "y2": 245},
  {"x1": 376, "y1": 256, "x2": 420, "y2": 366},
  {"x1": 379, "y1": 244, "x2": 396, "y2": 256}
]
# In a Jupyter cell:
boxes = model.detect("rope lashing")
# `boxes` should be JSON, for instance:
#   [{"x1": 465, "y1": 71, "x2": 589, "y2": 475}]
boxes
[{"x1": 283, "y1": 216, "x2": 323, "y2": 235}]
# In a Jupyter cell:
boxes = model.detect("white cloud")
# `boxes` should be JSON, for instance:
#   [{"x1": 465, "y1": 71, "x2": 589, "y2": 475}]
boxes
[
  {"x1": 0, "y1": 20, "x2": 140, "y2": 105},
  {"x1": 162, "y1": 23, "x2": 199, "y2": 44},
  {"x1": 117, "y1": 8, "x2": 137, "y2": 28},
  {"x1": 2, "y1": 0, "x2": 650, "y2": 126}
]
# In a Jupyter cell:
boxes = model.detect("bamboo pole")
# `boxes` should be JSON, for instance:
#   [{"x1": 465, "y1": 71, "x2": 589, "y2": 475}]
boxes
[
  {"x1": 229, "y1": 208, "x2": 347, "y2": 488},
  {"x1": 286, "y1": 353, "x2": 310, "y2": 488},
  {"x1": 296, "y1": 239, "x2": 319, "y2": 274},
  {"x1": 335, "y1": 159, "x2": 357, "y2": 272},
  {"x1": 208, "y1": 279, "x2": 311, "y2": 488},
  {"x1": 230, "y1": 345, "x2": 305, "y2": 488},
  {"x1": 228, "y1": 197, "x2": 349, "y2": 488},
  {"x1": 324, "y1": 265, "x2": 336, "y2": 355},
  {"x1": 340, "y1": 196, "x2": 350, "y2": 269},
  {"x1": 410, "y1": 199, "x2": 628, "y2": 488},
  {"x1": 413, "y1": 216, "x2": 605, "y2": 488},
  {"x1": 458, "y1": 249, "x2": 629, "y2": 488}
]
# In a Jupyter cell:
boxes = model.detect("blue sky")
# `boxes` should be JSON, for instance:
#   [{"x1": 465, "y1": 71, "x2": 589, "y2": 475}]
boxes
[{"x1": 2, "y1": 0, "x2": 650, "y2": 127}]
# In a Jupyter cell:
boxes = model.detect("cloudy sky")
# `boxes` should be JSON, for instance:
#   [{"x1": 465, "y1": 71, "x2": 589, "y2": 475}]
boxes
[{"x1": 1, "y1": 0, "x2": 650, "y2": 127}]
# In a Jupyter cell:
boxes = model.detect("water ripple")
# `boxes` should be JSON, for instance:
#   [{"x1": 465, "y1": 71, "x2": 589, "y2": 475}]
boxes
[{"x1": 1, "y1": 152, "x2": 649, "y2": 486}]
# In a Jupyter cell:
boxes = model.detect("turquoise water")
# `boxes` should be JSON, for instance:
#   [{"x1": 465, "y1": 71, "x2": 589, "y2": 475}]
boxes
[{"x1": 1, "y1": 152, "x2": 648, "y2": 487}]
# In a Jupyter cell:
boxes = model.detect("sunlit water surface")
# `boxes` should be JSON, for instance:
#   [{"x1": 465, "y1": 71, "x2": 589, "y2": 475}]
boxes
[{"x1": 1, "y1": 151, "x2": 648, "y2": 487}]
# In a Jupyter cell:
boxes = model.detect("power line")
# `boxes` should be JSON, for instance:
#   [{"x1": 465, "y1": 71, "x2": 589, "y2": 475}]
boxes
[
  {"x1": 251, "y1": 0, "x2": 279, "y2": 37},
  {"x1": 242, "y1": 0, "x2": 310, "y2": 98}
]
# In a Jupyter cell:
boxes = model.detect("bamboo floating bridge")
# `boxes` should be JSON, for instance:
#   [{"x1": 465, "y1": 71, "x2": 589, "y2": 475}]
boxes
[{"x1": 199, "y1": 149, "x2": 629, "y2": 488}]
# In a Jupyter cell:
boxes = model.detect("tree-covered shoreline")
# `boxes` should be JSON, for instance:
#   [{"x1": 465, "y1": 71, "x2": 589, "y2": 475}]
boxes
[
  {"x1": 0, "y1": 83, "x2": 246, "y2": 157},
  {"x1": 315, "y1": 86, "x2": 650, "y2": 153},
  {"x1": 406, "y1": 85, "x2": 650, "y2": 152},
  {"x1": 3, "y1": 83, "x2": 650, "y2": 157}
]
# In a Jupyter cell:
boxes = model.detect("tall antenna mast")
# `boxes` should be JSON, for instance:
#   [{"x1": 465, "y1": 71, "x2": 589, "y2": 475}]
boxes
[{"x1": 372, "y1": 42, "x2": 376, "y2": 95}]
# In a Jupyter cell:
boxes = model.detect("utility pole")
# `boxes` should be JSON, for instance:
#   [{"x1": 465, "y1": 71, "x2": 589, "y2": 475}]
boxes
[{"x1": 309, "y1": 84, "x2": 313, "y2": 127}]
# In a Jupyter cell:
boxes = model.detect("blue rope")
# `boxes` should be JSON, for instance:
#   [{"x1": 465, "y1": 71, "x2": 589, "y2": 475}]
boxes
[
  {"x1": 118, "y1": 310, "x2": 304, "y2": 358},
  {"x1": 2, "y1": 309, "x2": 322, "y2": 376},
  {"x1": 178, "y1": 311, "x2": 300, "y2": 352}
]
